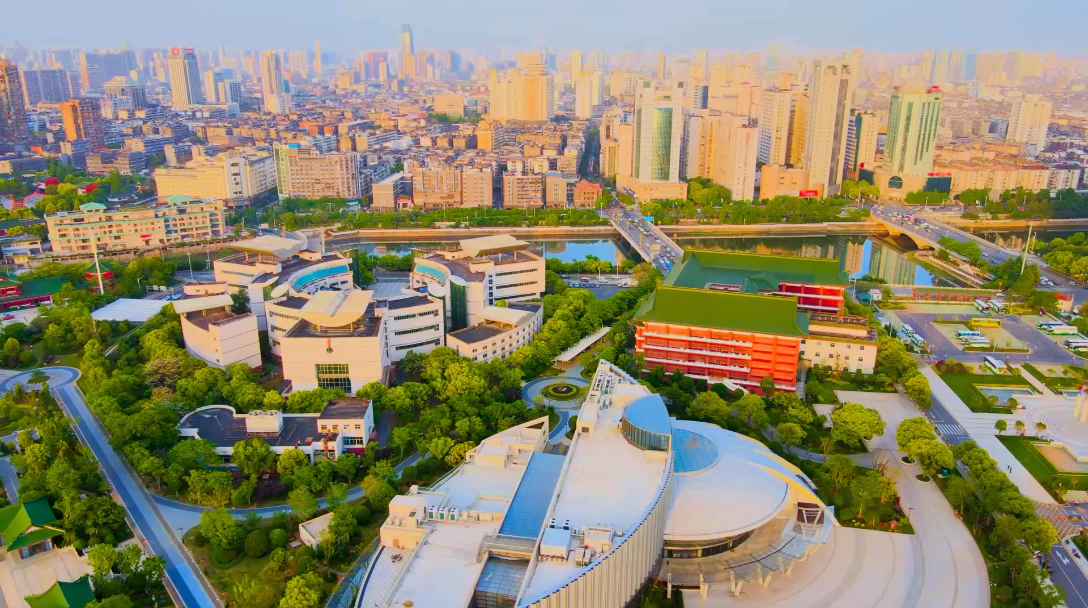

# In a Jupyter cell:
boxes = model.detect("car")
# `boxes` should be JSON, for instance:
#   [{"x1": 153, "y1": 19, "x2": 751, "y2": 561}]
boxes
[{"x1": 1, "y1": 314, "x2": 13, "y2": 320}]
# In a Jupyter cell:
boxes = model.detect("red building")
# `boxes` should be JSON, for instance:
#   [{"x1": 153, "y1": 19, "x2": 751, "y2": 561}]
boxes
[{"x1": 0, "y1": 274, "x2": 64, "y2": 310}]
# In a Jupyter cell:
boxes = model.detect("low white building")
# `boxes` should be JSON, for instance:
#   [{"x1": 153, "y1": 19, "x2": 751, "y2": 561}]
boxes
[
  {"x1": 174, "y1": 287, "x2": 262, "y2": 370},
  {"x1": 410, "y1": 235, "x2": 546, "y2": 332},
  {"x1": 177, "y1": 398, "x2": 374, "y2": 462},
  {"x1": 446, "y1": 302, "x2": 543, "y2": 362},
  {"x1": 298, "y1": 512, "x2": 335, "y2": 548}
]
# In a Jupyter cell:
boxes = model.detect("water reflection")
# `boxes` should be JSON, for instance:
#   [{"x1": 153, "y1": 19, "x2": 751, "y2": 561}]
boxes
[{"x1": 334, "y1": 234, "x2": 945, "y2": 286}]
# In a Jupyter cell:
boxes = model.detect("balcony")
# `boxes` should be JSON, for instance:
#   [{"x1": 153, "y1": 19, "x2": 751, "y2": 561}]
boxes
[
  {"x1": 641, "y1": 331, "x2": 752, "y2": 348},
  {"x1": 640, "y1": 343, "x2": 751, "y2": 360},
  {"x1": 644, "y1": 356, "x2": 749, "y2": 374}
]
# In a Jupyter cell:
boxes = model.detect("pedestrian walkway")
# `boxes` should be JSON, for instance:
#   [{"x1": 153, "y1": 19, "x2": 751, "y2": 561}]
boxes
[
  {"x1": 921, "y1": 367, "x2": 975, "y2": 419},
  {"x1": 972, "y1": 434, "x2": 1056, "y2": 504},
  {"x1": 1016, "y1": 364, "x2": 1052, "y2": 394}
]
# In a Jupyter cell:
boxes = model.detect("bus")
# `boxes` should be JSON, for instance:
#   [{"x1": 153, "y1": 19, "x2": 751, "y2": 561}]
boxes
[
  {"x1": 1048, "y1": 325, "x2": 1080, "y2": 335},
  {"x1": 969, "y1": 317, "x2": 1002, "y2": 328},
  {"x1": 984, "y1": 356, "x2": 1007, "y2": 373},
  {"x1": 901, "y1": 324, "x2": 916, "y2": 336},
  {"x1": 1037, "y1": 321, "x2": 1062, "y2": 329},
  {"x1": 1064, "y1": 339, "x2": 1088, "y2": 350},
  {"x1": 956, "y1": 330, "x2": 982, "y2": 338},
  {"x1": 974, "y1": 299, "x2": 990, "y2": 313},
  {"x1": 909, "y1": 334, "x2": 927, "y2": 349},
  {"x1": 989, "y1": 301, "x2": 1006, "y2": 314},
  {"x1": 965, "y1": 338, "x2": 992, "y2": 346}
]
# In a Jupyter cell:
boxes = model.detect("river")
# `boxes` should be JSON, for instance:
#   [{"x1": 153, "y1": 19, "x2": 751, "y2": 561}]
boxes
[{"x1": 331, "y1": 233, "x2": 947, "y2": 287}]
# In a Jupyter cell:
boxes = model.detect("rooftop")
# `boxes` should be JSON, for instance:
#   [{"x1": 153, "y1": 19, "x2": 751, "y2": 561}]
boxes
[
  {"x1": 447, "y1": 322, "x2": 507, "y2": 345},
  {"x1": 458, "y1": 235, "x2": 530, "y2": 258},
  {"x1": 664, "y1": 250, "x2": 849, "y2": 292},
  {"x1": 177, "y1": 406, "x2": 327, "y2": 448},
  {"x1": 90, "y1": 298, "x2": 169, "y2": 323},
  {"x1": 298, "y1": 290, "x2": 373, "y2": 326},
  {"x1": 634, "y1": 286, "x2": 810, "y2": 337},
  {"x1": 229, "y1": 234, "x2": 307, "y2": 259},
  {"x1": 385, "y1": 294, "x2": 433, "y2": 310},
  {"x1": 319, "y1": 398, "x2": 371, "y2": 420},
  {"x1": 24, "y1": 575, "x2": 95, "y2": 608}
]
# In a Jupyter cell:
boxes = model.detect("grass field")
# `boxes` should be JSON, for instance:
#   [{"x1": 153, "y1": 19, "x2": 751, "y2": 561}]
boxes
[
  {"x1": 997, "y1": 436, "x2": 1088, "y2": 498},
  {"x1": 1022, "y1": 363, "x2": 1081, "y2": 393},
  {"x1": 937, "y1": 372, "x2": 1033, "y2": 413}
]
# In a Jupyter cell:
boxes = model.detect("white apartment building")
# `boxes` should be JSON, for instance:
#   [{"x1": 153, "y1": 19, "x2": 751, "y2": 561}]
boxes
[
  {"x1": 804, "y1": 59, "x2": 857, "y2": 196},
  {"x1": 446, "y1": 302, "x2": 543, "y2": 362},
  {"x1": 174, "y1": 284, "x2": 262, "y2": 370},
  {"x1": 154, "y1": 149, "x2": 276, "y2": 205},
  {"x1": 46, "y1": 197, "x2": 226, "y2": 253},
  {"x1": 1007, "y1": 94, "x2": 1052, "y2": 157},
  {"x1": 260, "y1": 51, "x2": 291, "y2": 114},
  {"x1": 758, "y1": 90, "x2": 792, "y2": 166},
  {"x1": 273, "y1": 144, "x2": 367, "y2": 199},
  {"x1": 410, "y1": 235, "x2": 546, "y2": 331}
]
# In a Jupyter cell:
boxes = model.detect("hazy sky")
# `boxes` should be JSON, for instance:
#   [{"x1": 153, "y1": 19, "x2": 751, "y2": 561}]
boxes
[{"x1": 6, "y1": 0, "x2": 1084, "y2": 54}]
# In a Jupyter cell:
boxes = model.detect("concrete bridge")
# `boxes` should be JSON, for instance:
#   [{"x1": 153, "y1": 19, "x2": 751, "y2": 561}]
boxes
[
  {"x1": 607, "y1": 211, "x2": 683, "y2": 271},
  {"x1": 870, "y1": 215, "x2": 940, "y2": 250}
]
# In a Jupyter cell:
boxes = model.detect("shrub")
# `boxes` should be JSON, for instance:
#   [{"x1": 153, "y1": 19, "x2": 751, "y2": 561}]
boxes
[
  {"x1": 252, "y1": 479, "x2": 288, "y2": 501},
  {"x1": 244, "y1": 529, "x2": 269, "y2": 558},
  {"x1": 295, "y1": 555, "x2": 317, "y2": 575},
  {"x1": 354, "y1": 505, "x2": 371, "y2": 526},
  {"x1": 416, "y1": 458, "x2": 439, "y2": 476},
  {"x1": 399, "y1": 465, "x2": 417, "y2": 483},
  {"x1": 295, "y1": 544, "x2": 317, "y2": 563},
  {"x1": 268, "y1": 528, "x2": 288, "y2": 549}
]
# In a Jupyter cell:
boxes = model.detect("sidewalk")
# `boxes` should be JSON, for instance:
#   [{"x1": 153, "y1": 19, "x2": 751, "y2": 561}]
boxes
[
  {"x1": 972, "y1": 434, "x2": 1056, "y2": 504},
  {"x1": 1015, "y1": 364, "x2": 1051, "y2": 394},
  {"x1": 921, "y1": 367, "x2": 975, "y2": 419}
]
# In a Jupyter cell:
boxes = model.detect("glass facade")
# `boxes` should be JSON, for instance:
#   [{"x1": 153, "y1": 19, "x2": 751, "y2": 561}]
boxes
[
  {"x1": 662, "y1": 530, "x2": 753, "y2": 559},
  {"x1": 316, "y1": 363, "x2": 352, "y2": 391},
  {"x1": 450, "y1": 282, "x2": 468, "y2": 331},
  {"x1": 621, "y1": 416, "x2": 671, "y2": 451},
  {"x1": 671, "y1": 429, "x2": 719, "y2": 473},
  {"x1": 650, "y1": 108, "x2": 673, "y2": 181},
  {"x1": 473, "y1": 558, "x2": 528, "y2": 608},
  {"x1": 621, "y1": 396, "x2": 672, "y2": 452}
]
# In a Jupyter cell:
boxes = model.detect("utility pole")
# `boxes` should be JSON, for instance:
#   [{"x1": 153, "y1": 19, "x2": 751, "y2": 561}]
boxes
[
  {"x1": 1021, "y1": 220, "x2": 1033, "y2": 276},
  {"x1": 91, "y1": 233, "x2": 105, "y2": 295}
]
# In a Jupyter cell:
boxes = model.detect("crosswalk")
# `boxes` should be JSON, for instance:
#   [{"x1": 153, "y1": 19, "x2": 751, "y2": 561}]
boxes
[{"x1": 935, "y1": 422, "x2": 968, "y2": 438}]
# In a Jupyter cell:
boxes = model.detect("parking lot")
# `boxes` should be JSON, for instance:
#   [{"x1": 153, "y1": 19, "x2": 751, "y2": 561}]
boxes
[{"x1": 895, "y1": 311, "x2": 1075, "y2": 365}]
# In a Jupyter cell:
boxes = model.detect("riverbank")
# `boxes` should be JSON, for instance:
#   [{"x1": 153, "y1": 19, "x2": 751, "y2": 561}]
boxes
[
  {"x1": 933, "y1": 214, "x2": 1088, "y2": 231},
  {"x1": 663, "y1": 221, "x2": 876, "y2": 236}
]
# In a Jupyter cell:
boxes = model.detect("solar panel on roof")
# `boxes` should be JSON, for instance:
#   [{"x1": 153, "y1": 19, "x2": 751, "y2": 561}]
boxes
[{"x1": 497, "y1": 453, "x2": 565, "y2": 539}]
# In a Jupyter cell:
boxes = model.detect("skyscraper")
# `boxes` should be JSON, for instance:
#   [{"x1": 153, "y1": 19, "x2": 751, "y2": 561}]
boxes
[
  {"x1": 758, "y1": 89, "x2": 793, "y2": 165},
  {"x1": 884, "y1": 86, "x2": 943, "y2": 175},
  {"x1": 79, "y1": 52, "x2": 104, "y2": 92},
  {"x1": 288, "y1": 50, "x2": 309, "y2": 78},
  {"x1": 401, "y1": 24, "x2": 416, "y2": 79},
  {"x1": 845, "y1": 110, "x2": 879, "y2": 179},
  {"x1": 713, "y1": 114, "x2": 759, "y2": 201},
  {"x1": 0, "y1": 59, "x2": 29, "y2": 142},
  {"x1": 60, "y1": 98, "x2": 104, "y2": 148},
  {"x1": 804, "y1": 58, "x2": 857, "y2": 196},
  {"x1": 167, "y1": 47, "x2": 203, "y2": 110},
  {"x1": 19, "y1": 68, "x2": 72, "y2": 105},
  {"x1": 656, "y1": 53, "x2": 666, "y2": 79},
  {"x1": 260, "y1": 51, "x2": 291, "y2": 114},
  {"x1": 571, "y1": 50, "x2": 583, "y2": 82},
  {"x1": 1007, "y1": 94, "x2": 1052, "y2": 156},
  {"x1": 632, "y1": 79, "x2": 684, "y2": 183},
  {"x1": 204, "y1": 70, "x2": 224, "y2": 103},
  {"x1": 314, "y1": 41, "x2": 323, "y2": 75}
]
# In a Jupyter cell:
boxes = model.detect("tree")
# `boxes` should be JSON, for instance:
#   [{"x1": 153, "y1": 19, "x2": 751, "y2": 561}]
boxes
[
  {"x1": 199, "y1": 508, "x2": 237, "y2": 551},
  {"x1": 86, "y1": 543, "x2": 117, "y2": 587},
  {"x1": 759, "y1": 376, "x2": 776, "y2": 397},
  {"x1": 288, "y1": 487, "x2": 318, "y2": 521},
  {"x1": 324, "y1": 505, "x2": 358, "y2": 555},
  {"x1": 168, "y1": 439, "x2": 220, "y2": 473},
  {"x1": 427, "y1": 436, "x2": 455, "y2": 461},
  {"x1": 1018, "y1": 516, "x2": 1058, "y2": 554},
  {"x1": 732, "y1": 393, "x2": 768, "y2": 428},
  {"x1": 279, "y1": 572, "x2": 325, "y2": 608},
  {"x1": 86, "y1": 596, "x2": 134, "y2": 608},
  {"x1": 1014, "y1": 420, "x2": 1026, "y2": 435},
  {"x1": 825, "y1": 454, "x2": 857, "y2": 491},
  {"x1": 776, "y1": 422, "x2": 806, "y2": 453},
  {"x1": 277, "y1": 448, "x2": 310, "y2": 478},
  {"x1": 445, "y1": 441, "x2": 474, "y2": 467},
  {"x1": 830, "y1": 402, "x2": 885, "y2": 449},
  {"x1": 327, "y1": 482, "x2": 349, "y2": 510},
  {"x1": 245, "y1": 529, "x2": 270, "y2": 558},
  {"x1": 995, "y1": 419, "x2": 1008, "y2": 435},
  {"x1": 907, "y1": 439, "x2": 954, "y2": 478},
  {"x1": 263, "y1": 547, "x2": 292, "y2": 575},
  {"x1": 687, "y1": 391, "x2": 729, "y2": 423},
  {"x1": 360, "y1": 475, "x2": 396, "y2": 512},
  {"x1": 903, "y1": 374, "x2": 932, "y2": 409},
  {"x1": 269, "y1": 528, "x2": 289, "y2": 550},
  {"x1": 232, "y1": 438, "x2": 276, "y2": 477},
  {"x1": 896, "y1": 417, "x2": 936, "y2": 452},
  {"x1": 851, "y1": 471, "x2": 897, "y2": 520},
  {"x1": 943, "y1": 476, "x2": 974, "y2": 515}
]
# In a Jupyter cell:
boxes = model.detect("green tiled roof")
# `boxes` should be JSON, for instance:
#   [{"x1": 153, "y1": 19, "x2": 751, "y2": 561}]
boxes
[
  {"x1": 16, "y1": 277, "x2": 65, "y2": 298},
  {"x1": 663, "y1": 250, "x2": 849, "y2": 292},
  {"x1": 634, "y1": 286, "x2": 810, "y2": 337},
  {"x1": 0, "y1": 497, "x2": 63, "y2": 551},
  {"x1": 25, "y1": 575, "x2": 96, "y2": 608}
]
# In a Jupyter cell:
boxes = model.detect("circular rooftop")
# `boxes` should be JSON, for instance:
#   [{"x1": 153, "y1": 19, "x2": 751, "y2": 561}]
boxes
[
  {"x1": 672, "y1": 429, "x2": 719, "y2": 474},
  {"x1": 664, "y1": 420, "x2": 799, "y2": 542},
  {"x1": 621, "y1": 394, "x2": 671, "y2": 451}
]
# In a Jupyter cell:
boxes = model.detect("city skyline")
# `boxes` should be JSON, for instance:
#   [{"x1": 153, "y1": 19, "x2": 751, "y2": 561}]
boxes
[{"x1": 3, "y1": 0, "x2": 1085, "y2": 53}]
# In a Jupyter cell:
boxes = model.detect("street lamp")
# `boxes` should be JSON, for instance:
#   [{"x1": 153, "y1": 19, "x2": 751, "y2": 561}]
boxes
[{"x1": 187, "y1": 252, "x2": 194, "y2": 279}]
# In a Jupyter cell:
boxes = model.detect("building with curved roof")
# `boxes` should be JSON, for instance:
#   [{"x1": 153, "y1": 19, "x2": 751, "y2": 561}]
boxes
[{"x1": 358, "y1": 360, "x2": 832, "y2": 608}]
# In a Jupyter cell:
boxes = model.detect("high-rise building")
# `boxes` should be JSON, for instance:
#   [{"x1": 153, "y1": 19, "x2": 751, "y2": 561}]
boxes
[
  {"x1": 884, "y1": 86, "x2": 943, "y2": 175},
  {"x1": 758, "y1": 89, "x2": 793, "y2": 166},
  {"x1": 571, "y1": 50, "x2": 583, "y2": 82},
  {"x1": 103, "y1": 76, "x2": 148, "y2": 109},
  {"x1": 804, "y1": 59, "x2": 857, "y2": 196},
  {"x1": 79, "y1": 52, "x2": 104, "y2": 92},
  {"x1": 574, "y1": 72, "x2": 602, "y2": 119},
  {"x1": 154, "y1": 150, "x2": 276, "y2": 205},
  {"x1": 656, "y1": 53, "x2": 666, "y2": 79},
  {"x1": 273, "y1": 145, "x2": 365, "y2": 198},
  {"x1": 203, "y1": 70, "x2": 224, "y2": 103},
  {"x1": 618, "y1": 79, "x2": 688, "y2": 200},
  {"x1": 609, "y1": 69, "x2": 635, "y2": 98},
  {"x1": 487, "y1": 61, "x2": 554, "y2": 122},
  {"x1": 400, "y1": 24, "x2": 416, "y2": 79},
  {"x1": 288, "y1": 50, "x2": 309, "y2": 78},
  {"x1": 786, "y1": 91, "x2": 809, "y2": 167},
  {"x1": 260, "y1": 51, "x2": 291, "y2": 114},
  {"x1": 930, "y1": 51, "x2": 950, "y2": 86},
  {"x1": 713, "y1": 114, "x2": 759, "y2": 201},
  {"x1": 314, "y1": 41, "x2": 323, "y2": 75},
  {"x1": 59, "y1": 98, "x2": 104, "y2": 148},
  {"x1": 845, "y1": 110, "x2": 879, "y2": 179},
  {"x1": 19, "y1": 68, "x2": 72, "y2": 105},
  {"x1": 167, "y1": 47, "x2": 203, "y2": 110},
  {"x1": 1006, "y1": 94, "x2": 1052, "y2": 156},
  {"x1": 0, "y1": 60, "x2": 28, "y2": 142}
]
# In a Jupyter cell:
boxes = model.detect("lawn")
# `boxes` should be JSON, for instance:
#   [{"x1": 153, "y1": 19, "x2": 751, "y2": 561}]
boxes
[
  {"x1": 1022, "y1": 363, "x2": 1081, "y2": 393},
  {"x1": 937, "y1": 372, "x2": 1033, "y2": 413},
  {"x1": 997, "y1": 435, "x2": 1088, "y2": 499}
]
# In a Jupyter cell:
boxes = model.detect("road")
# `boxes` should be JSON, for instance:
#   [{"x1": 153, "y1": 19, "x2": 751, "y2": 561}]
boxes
[
  {"x1": 605, "y1": 203, "x2": 681, "y2": 273},
  {"x1": 875, "y1": 204, "x2": 1088, "y2": 302},
  {"x1": 1053, "y1": 542, "x2": 1088, "y2": 608},
  {"x1": 0, "y1": 368, "x2": 219, "y2": 608},
  {"x1": 0, "y1": 456, "x2": 18, "y2": 502},
  {"x1": 896, "y1": 310, "x2": 1076, "y2": 365},
  {"x1": 924, "y1": 390, "x2": 971, "y2": 445}
]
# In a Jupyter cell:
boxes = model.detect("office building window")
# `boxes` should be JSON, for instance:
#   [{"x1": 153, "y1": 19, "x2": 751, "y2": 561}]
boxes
[{"x1": 316, "y1": 364, "x2": 351, "y2": 391}]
